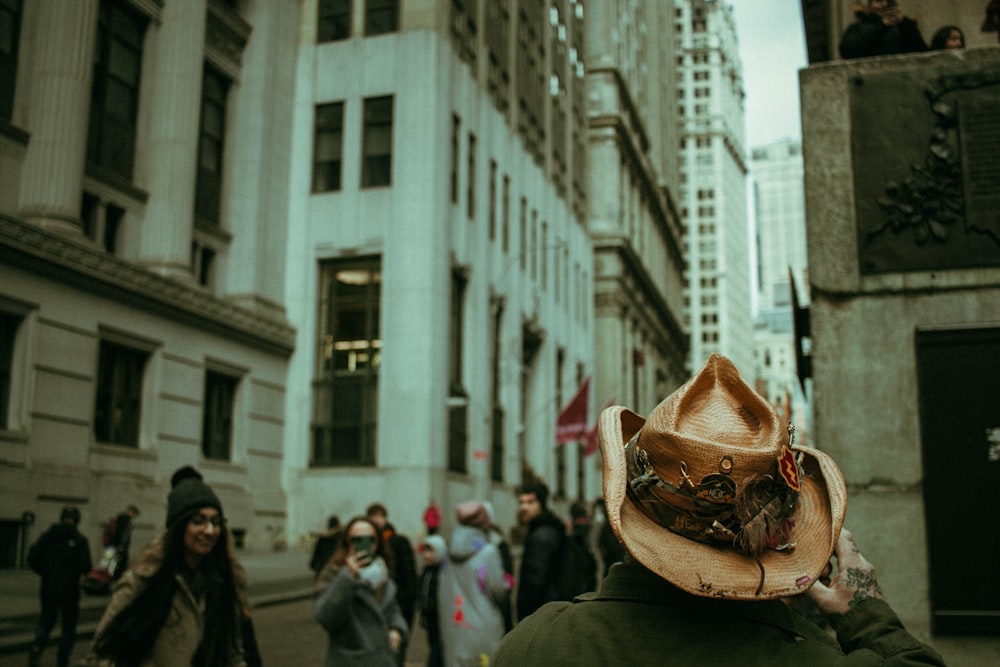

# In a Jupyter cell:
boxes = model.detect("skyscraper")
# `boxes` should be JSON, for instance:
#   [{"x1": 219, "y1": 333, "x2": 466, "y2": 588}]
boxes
[{"x1": 674, "y1": 0, "x2": 753, "y2": 374}]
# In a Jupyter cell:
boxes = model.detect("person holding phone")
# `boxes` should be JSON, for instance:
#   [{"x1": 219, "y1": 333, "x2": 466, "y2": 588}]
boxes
[
  {"x1": 315, "y1": 516, "x2": 409, "y2": 667},
  {"x1": 840, "y1": 0, "x2": 929, "y2": 59}
]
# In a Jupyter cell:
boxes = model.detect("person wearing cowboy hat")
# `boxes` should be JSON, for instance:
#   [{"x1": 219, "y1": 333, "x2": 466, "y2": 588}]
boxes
[{"x1": 493, "y1": 354, "x2": 944, "y2": 665}]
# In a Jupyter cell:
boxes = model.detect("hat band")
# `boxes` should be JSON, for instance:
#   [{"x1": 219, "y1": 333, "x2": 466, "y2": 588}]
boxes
[{"x1": 624, "y1": 435, "x2": 802, "y2": 555}]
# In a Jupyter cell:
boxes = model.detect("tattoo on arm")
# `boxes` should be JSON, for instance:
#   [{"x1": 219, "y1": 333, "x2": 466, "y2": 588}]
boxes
[{"x1": 844, "y1": 567, "x2": 883, "y2": 607}]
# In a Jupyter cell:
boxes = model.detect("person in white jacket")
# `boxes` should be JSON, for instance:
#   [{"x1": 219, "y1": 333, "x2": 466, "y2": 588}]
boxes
[{"x1": 438, "y1": 500, "x2": 512, "y2": 666}]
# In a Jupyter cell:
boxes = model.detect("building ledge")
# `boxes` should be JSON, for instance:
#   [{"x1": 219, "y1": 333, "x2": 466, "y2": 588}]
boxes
[{"x1": 0, "y1": 214, "x2": 295, "y2": 356}]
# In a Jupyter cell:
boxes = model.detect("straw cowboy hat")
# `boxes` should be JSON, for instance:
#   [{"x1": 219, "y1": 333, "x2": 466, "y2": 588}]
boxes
[{"x1": 599, "y1": 353, "x2": 846, "y2": 599}]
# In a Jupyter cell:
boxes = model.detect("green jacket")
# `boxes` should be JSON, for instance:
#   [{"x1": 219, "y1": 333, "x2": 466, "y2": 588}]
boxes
[{"x1": 494, "y1": 562, "x2": 945, "y2": 666}]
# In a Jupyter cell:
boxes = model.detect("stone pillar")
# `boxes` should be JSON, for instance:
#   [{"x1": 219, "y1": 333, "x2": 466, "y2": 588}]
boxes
[
  {"x1": 134, "y1": 0, "x2": 207, "y2": 280},
  {"x1": 223, "y1": 4, "x2": 294, "y2": 317},
  {"x1": 17, "y1": 0, "x2": 99, "y2": 234}
]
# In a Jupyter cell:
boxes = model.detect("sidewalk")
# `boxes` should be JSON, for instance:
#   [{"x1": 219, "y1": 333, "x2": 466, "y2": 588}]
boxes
[{"x1": 0, "y1": 546, "x2": 316, "y2": 657}]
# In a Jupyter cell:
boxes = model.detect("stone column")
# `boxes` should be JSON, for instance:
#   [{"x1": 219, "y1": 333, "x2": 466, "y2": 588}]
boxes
[
  {"x1": 17, "y1": 0, "x2": 99, "y2": 234},
  {"x1": 133, "y1": 0, "x2": 207, "y2": 280}
]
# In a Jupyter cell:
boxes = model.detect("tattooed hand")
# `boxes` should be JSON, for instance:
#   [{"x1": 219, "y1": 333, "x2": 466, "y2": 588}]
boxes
[{"x1": 806, "y1": 528, "x2": 885, "y2": 616}]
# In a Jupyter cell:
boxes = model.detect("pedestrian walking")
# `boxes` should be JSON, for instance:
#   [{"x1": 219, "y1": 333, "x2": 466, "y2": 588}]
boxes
[
  {"x1": 367, "y1": 502, "x2": 418, "y2": 664},
  {"x1": 87, "y1": 475, "x2": 247, "y2": 665},
  {"x1": 513, "y1": 482, "x2": 564, "y2": 622},
  {"x1": 315, "y1": 516, "x2": 409, "y2": 667},
  {"x1": 417, "y1": 534, "x2": 447, "y2": 667},
  {"x1": 438, "y1": 501, "x2": 511, "y2": 666},
  {"x1": 27, "y1": 505, "x2": 92, "y2": 667}
]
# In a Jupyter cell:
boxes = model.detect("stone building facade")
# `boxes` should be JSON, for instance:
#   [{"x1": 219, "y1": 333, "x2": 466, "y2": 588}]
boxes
[{"x1": 1, "y1": 0, "x2": 298, "y2": 561}]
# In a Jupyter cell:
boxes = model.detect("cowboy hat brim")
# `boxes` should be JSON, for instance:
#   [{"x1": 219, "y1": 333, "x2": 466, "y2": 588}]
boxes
[{"x1": 600, "y1": 405, "x2": 847, "y2": 599}]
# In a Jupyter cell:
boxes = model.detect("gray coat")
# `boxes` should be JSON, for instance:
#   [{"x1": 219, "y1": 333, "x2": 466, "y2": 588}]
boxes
[
  {"x1": 438, "y1": 524, "x2": 510, "y2": 666},
  {"x1": 314, "y1": 564, "x2": 408, "y2": 667}
]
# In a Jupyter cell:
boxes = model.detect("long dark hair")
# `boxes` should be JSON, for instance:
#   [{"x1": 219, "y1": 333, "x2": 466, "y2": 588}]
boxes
[{"x1": 93, "y1": 510, "x2": 244, "y2": 666}]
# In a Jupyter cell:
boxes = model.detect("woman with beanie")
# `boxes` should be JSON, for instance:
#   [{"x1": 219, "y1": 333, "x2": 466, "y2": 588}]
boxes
[
  {"x1": 438, "y1": 501, "x2": 511, "y2": 667},
  {"x1": 88, "y1": 475, "x2": 247, "y2": 666},
  {"x1": 314, "y1": 515, "x2": 408, "y2": 667}
]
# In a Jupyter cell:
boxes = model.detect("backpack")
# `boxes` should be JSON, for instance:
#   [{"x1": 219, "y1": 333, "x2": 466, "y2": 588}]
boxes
[{"x1": 555, "y1": 534, "x2": 597, "y2": 600}]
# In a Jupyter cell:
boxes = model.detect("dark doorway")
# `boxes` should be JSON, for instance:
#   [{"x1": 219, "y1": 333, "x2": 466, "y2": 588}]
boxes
[{"x1": 915, "y1": 326, "x2": 1000, "y2": 635}]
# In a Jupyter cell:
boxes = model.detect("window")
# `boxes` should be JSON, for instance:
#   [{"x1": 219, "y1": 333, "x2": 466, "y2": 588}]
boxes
[
  {"x1": 501, "y1": 175, "x2": 510, "y2": 253},
  {"x1": 0, "y1": 0, "x2": 23, "y2": 119},
  {"x1": 191, "y1": 242, "x2": 215, "y2": 287},
  {"x1": 202, "y1": 370, "x2": 238, "y2": 461},
  {"x1": 86, "y1": 0, "x2": 148, "y2": 179},
  {"x1": 365, "y1": 0, "x2": 398, "y2": 36},
  {"x1": 0, "y1": 311, "x2": 21, "y2": 430},
  {"x1": 361, "y1": 95, "x2": 393, "y2": 188},
  {"x1": 488, "y1": 160, "x2": 497, "y2": 241},
  {"x1": 519, "y1": 197, "x2": 527, "y2": 271},
  {"x1": 489, "y1": 296, "x2": 504, "y2": 482},
  {"x1": 93, "y1": 340, "x2": 150, "y2": 447},
  {"x1": 195, "y1": 66, "x2": 230, "y2": 226},
  {"x1": 448, "y1": 268, "x2": 469, "y2": 474},
  {"x1": 313, "y1": 102, "x2": 344, "y2": 192},
  {"x1": 318, "y1": 0, "x2": 351, "y2": 41},
  {"x1": 467, "y1": 133, "x2": 476, "y2": 220},
  {"x1": 450, "y1": 114, "x2": 460, "y2": 204},
  {"x1": 313, "y1": 257, "x2": 381, "y2": 466}
]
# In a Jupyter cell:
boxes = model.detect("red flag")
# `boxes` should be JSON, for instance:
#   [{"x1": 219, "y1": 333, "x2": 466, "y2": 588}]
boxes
[
  {"x1": 582, "y1": 398, "x2": 615, "y2": 456},
  {"x1": 556, "y1": 377, "x2": 590, "y2": 444}
]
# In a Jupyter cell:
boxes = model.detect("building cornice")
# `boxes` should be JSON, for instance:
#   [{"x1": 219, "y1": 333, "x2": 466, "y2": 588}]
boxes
[
  {"x1": 593, "y1": 236, "x2": 688, "y2": 351},
  {"x1": 0, "y1": 214, "x2": 295, "y2": 357}
]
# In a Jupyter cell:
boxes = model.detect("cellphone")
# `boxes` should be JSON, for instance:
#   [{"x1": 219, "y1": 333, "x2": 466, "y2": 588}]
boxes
[{"x1": 350, "y1": 535, "x2": 375, "y2": 557}]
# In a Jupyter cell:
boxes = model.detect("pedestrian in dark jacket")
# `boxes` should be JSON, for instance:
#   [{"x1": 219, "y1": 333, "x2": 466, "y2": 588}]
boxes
[
  {"x1": 514, "y1": 482, "x2": 564, "y2": 622},
  {"x1": 27, "y1": 505, "x2": 92, "y2": 667},
  {"x1": 839, "y1": 0, "x2": 928, "y2": 59},
  {"x1": 494, "y1": 354, "x2": 945, "y2": 666},
  {"x1": 417, "y1": 534, "x2": 447, "y2": 667},
  {"x1": 366, "y1": 502, "x2": 418, "y2": 666}
]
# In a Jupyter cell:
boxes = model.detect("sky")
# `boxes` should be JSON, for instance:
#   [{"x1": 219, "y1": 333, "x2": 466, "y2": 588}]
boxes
[{"x1": 730, "y1": 0, "x2": 809, "y2": 149}]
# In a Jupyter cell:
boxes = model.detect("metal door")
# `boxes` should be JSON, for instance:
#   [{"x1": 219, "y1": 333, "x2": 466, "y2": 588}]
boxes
[{"x1": 915, "y1": 326, "x2": 1000, "y2": 635}]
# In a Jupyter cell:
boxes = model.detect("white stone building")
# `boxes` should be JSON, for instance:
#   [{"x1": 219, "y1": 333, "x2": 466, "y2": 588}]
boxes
[
  {"x1": 750, "y1": 138, "x2": 811, "y2": 440},
  {"x1": 0, "y1": 0, "x2": 298, "y2": 560},
  {"x1": 674, "y1": 0, "x2": 752, "y2": 375},
  {"x1": 282, "y1": 0, "x2": 595, "y2": 540},
  {"x1": 585, "y1": 1, "x2": 689, "y2": 424}
]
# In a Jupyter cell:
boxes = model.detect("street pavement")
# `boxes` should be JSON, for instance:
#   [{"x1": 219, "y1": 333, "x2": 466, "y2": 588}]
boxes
[{"x1": 0, "y1": 545, "x2": 426, "y2": 666}]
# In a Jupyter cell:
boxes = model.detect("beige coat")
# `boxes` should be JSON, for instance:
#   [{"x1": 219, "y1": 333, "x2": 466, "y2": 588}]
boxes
[{"x1": 87, "y1": 537, "x2": 245, "y2": 667}]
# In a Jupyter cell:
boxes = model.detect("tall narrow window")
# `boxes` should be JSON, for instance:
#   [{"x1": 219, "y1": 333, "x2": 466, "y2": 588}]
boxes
[
  {"x1": 313, "y1": 257, "x2": 381, "y2": 466},
  {"x1": 202, "y1": 370, "x2": 238, "y2": 461},
  {"x1": 318, "y1": 0, "x2": 351, "y2": 42},
  {"x1": 467, "y1": 133, "x2": 477, "y2": 220},
  {"x1": 365, "y1": 0, "x2": 398, "y2": 36},
  {"x1": 0, "y1": 0, "x2": 23, "y2": 119},
  {"x1": 519, "y1": 197, "x2": 527, "y2": 271},
  {"x1": 87, "y1": 0, "x2": 148, "y2": 179},
  {"x1": 313, "y1": 102, "x2": 344, "y2": 192},
  {"x1": 448, "y1": 268, "x2": 469, "y2": 474},
  {"x1": 450, "y1": 114, "x2": 461, "y2": 204},
  {"x1": 490, "y1": 297, "x2": 504, "y2": 482},
  {"x1": 0, "y1": 311, "x2": 22, "y2": 430},
  {"x1": 93, "y1": 340, "x2": 149, "y2": 447},
  {"x1": 195, "y1": 66, "x2": 230, "y2": 226},
  {"x1": 502, "y1": 175, "x2": 510, "y2": 253},
  {"x1": 488, "y1": 160, "x2": 497, "y2": 241},
  {"x1": 555, "y1": 349, "x2": 566, "y2": 498},
  {"x1": 361, "y1": 95, "x2": 393, "y2": 188}
]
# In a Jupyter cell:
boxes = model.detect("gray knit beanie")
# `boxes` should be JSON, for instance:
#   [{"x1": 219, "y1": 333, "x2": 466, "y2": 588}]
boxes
[{"x1": 166, "y1": 477, "x2": 223, "y2": 528}]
